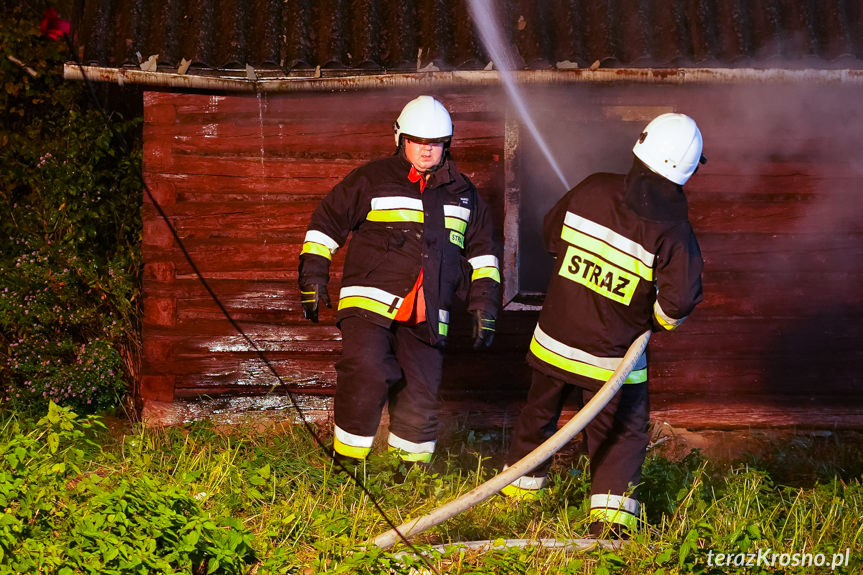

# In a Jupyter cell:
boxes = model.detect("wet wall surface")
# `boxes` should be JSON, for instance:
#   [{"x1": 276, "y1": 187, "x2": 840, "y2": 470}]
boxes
[{"x1": 140, "y1": 82, "x2": 863, "y2": 428}]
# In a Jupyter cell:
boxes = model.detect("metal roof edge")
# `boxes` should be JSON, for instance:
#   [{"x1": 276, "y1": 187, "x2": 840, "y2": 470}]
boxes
[{"x1": 64, "y1": 64, "x2": 863, "y2": 92}]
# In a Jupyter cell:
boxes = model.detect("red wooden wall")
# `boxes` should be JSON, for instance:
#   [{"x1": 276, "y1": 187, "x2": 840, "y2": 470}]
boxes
[{"x1": 140, "y1": 83, "x2": 863, "y2": 428}]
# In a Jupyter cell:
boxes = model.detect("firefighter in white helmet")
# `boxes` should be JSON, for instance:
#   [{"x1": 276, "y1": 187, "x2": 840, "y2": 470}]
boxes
[
  {"x1": 299, "y1": 95, "x2": 500, "y2": 471},
  {"x1": 502, "y1": 113, "x2": 706, "y2": 538}
]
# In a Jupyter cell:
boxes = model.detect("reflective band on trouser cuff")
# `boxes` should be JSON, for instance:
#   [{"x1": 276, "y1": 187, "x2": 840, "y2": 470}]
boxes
[
  {"x1": 300, "y1": 290, "x2": 316, "y2": 304},
  {"x1": 438, "y1": 309, "x2": 449, "y2": 336},
  {"x1": 589, "y1": 494, "x2": 640, "y2": 531},
  {"x1": 388, "y1": 432, "x2": 434, "y2": 463},
  {"x1": 501, "y1": 465, "x2": 546, "y2": 500},
  {"x1": 338, "y1": 286, "x2": 403, "y2": 320},
  {"x1": 469, "y1": 254, "x2": 501, "y2": 283},
  {"x1": 334, "y1": 425, "x2": 374, "y2": 460},
  {"x1": 530, "y1": 326, "x2": 647, "y2": 384},
  {"x1": 654, "y1": 300, "x2": 686, "y2": 331}
]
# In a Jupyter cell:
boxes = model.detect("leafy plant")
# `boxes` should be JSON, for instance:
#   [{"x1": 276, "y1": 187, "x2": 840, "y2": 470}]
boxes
[
  {"x1": 0, "y1": 403, "x2": 256, "y2": 574},
  {"x1": 0, "y1": 5, "x2": 142, "y2": 415}
]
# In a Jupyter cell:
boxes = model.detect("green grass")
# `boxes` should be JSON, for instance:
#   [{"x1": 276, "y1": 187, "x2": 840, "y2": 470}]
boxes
[{"x1": 1, "y1": 404, "x2": 861, "y2": 574}]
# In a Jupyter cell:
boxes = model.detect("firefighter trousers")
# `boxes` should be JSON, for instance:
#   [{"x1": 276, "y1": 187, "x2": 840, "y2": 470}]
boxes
[
  {"x1": 333, "y1": 316, "x2": 444, "y2": 462},
  {"x1": 505, "y1": 369, "x2": 649, "y2": 528}
]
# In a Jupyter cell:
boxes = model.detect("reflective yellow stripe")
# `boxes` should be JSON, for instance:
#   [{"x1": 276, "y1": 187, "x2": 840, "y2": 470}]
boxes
[
  {"x1": 530, "y1": 336, "x2": 646, "y2": 384},
  {"x1": 469, "y1": 255, "x2": 501, "y2": 283},
  {"x1": 338, "y1": 296, "x2": 399, "y2": 319},
  {"x1": 589, "y1": 493, "x2": 640, "y2": 532},
  {"x1": 334, "y1": 437, "x2": 371, "y2": 460},
  {"x1": 444, "y1": 216, "x2": 468, "y2": 234},
  {"x1": 654, "y1": 311, "x2": 677, "y2": 331},
  {"x1": 472, "y1": 267, "x2": 501, "y2": 283},
  {"x1": 654, "y1": 300, "x2": 684, "y2": 331},
  {"x1": 438, "y1": 322, "x2": 448, "y2": 336},
  {"x1": 367, "y1": 209, "x2": 423, "y2": 223},
  {"x1": 388, "y1": 446, "x2": 433, "y2": 463},
  {"x1": 338, "y1": 286, "x2": 402, "y2": 320},
  {"x1": 501, "y1": 484, "x2": 543, "y2": 500},
  {"x1": 300, "y1": 242, "x2": 333, "y2": 261},
  {"x1": 564, "y1": 211, "x2": 654, "y2": 267},
  {"x1": 388, "y1": 433, "x2": 435, "y2": 462},
  {"x1": 625, "y1": 369, "x2": 646, "y2": 384},
  {"x1": 558, "y1": 244, "x2": 640, "y2": 306},
  {"x1": 589, "y1": 507, "x2": 639, "y2": 531},
  {"x1": 561, "y1": 225, "x2": 653, "y2": 281}
]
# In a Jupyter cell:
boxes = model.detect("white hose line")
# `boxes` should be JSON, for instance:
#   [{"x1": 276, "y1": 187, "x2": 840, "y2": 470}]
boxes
[
  {"x1": 393, "y1": 537, "x2": 627, "y2": 557},
  {"x1": 374, "y1": 330, "x2": 651, "y2": 550}
]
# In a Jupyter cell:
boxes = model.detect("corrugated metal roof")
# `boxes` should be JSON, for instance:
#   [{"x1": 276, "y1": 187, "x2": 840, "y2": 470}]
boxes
[{"x1": 59, "y1": 0, "x2": 863, "y2": 75}]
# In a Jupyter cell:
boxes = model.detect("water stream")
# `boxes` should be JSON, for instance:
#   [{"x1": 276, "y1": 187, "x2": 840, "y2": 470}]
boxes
[
  {"x1": 466, "y1": 0, "x2": 570, "y2": 191},
  {"x1": 255, "y1": 89, "x2": 269, "y2": 245}
]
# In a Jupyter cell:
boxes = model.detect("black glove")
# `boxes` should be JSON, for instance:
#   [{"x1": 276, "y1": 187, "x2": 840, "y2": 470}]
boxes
[
  {"x1": 300, "y1": 283, "x2": 331, "y2": 323},
  {"x1": 472, "y1": 310, "x2": 496, "y2": 350}
]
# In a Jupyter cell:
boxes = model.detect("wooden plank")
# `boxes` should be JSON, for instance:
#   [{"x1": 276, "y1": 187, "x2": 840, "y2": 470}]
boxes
[
  {"x1": 145, "y1": 393, "x2": 863, "y2": 430},
  {"x1": 139, "y1": 87, "x2": 863, "y2": 427}
]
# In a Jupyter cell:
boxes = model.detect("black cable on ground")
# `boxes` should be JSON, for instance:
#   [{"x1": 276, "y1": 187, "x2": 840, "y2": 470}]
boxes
[{"x1": 52, "y1": 19, "x2": 440, "y2": 574}]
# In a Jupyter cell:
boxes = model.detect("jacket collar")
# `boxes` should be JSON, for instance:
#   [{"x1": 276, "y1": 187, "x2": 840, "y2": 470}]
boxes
[{"x1": 624, "y1": 158, "x2": 689, "y2": 222}]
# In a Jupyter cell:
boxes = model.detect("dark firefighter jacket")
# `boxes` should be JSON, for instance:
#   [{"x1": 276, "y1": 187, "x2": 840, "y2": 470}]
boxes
[
  {"x1": 529, "y1": 162, "x2": 703, "y2": 391},
  {"x1": 299, "y1": 154, "x2": 501, "y2": 347}
]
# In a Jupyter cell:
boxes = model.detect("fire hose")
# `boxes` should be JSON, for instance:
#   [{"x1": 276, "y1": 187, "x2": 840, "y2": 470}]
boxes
[{"x1": 373, "y1": 329, "x2": 651, "y2": 550}]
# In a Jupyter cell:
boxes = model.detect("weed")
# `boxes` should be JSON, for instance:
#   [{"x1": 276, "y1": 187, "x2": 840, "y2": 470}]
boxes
[{"x1": 2, "y1": 407, "x2": 861, "y2": 573}]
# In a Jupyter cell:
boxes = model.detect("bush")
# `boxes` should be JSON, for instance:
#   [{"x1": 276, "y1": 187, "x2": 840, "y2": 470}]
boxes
[
  {"x1": 0, "y1": 5, "x2": 142, "y2": 414},
  {"x1": 0, "y1": 403, "x2": 256, "y2": 574}
]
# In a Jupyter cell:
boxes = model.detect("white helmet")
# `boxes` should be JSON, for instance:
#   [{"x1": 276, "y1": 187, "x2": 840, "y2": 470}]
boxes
[
  {"x1": 633, "y1": 113, "x2": 705, "y2": 185},
  {"x1": 393, "y1": 95, "x2": 453, "y2": 147}
]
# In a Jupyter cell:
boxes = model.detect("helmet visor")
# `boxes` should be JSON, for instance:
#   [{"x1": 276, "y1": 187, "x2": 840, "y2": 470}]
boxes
[{"x1": 403, "y1": 134, "x2": 451, "y2": 145}]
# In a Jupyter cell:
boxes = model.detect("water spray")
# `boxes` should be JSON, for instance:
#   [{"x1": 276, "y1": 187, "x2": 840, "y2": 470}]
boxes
[{"x1": 467, "y1": 0, "x2": 570, "y2": 191}]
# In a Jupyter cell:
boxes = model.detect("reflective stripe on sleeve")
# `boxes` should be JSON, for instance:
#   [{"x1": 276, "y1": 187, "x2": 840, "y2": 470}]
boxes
[
  {"x1": 654, "y1": 300, "x2": 686, "y2": 331},
  {"x1": 338, "y1": 286, "x2": 403, "y2": 320},
  {"x1": 300, "y1": 242, "x2": 333, "y2": 260},
  {"x1": 300, "y1": 230, "x2": 340, "y2": 261},
  {"x1": 304, "y1": 230, "x2": 340, "y2": 252},
  {"x1": 469, "y1": 254, "x2": 501, "y2": 283},
  {"x1": 529, "y1": 325, "x2": 647, "y2": 384}
]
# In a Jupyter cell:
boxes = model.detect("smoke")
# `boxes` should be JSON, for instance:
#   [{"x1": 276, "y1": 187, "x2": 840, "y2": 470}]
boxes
[
  {"x1": 468, "y1": 75, "x2": 863, "y2": 294},
  {"x1": 466, "y1": 0, "x2": 570, "y2": 192}
]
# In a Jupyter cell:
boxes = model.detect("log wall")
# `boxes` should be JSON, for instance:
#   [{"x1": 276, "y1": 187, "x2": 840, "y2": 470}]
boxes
[{"x1": 141, "y1": 83, "x2": 863, "y2": 429}]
